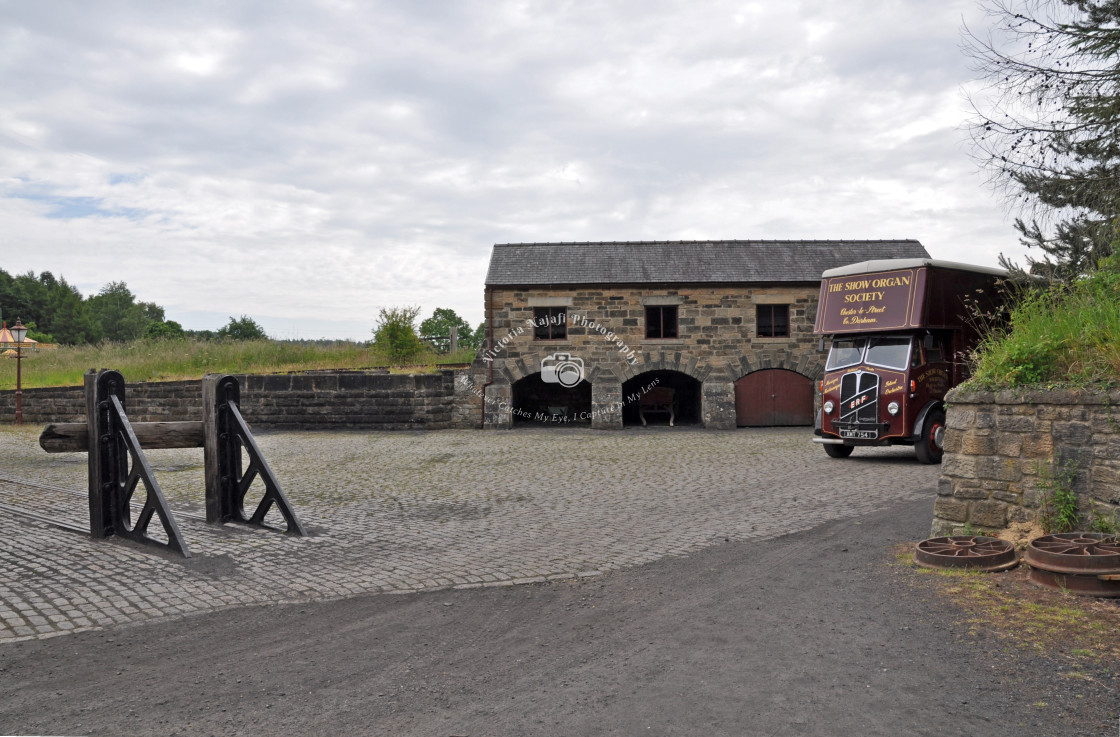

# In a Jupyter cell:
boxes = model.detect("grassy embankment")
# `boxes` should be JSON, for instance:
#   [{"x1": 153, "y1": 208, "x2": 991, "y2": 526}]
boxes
[
  {"x1": 0, "y1": 338, "x2": 476, "y2": 390},
  {"x1": 966, "y1": 255, "x2": 1120, "y2": 388}
]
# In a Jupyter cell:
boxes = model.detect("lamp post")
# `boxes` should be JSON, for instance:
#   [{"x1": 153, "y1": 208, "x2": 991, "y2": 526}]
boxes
[{"x1": 11, "y1": 318, "x2": 27, "y2": 425}]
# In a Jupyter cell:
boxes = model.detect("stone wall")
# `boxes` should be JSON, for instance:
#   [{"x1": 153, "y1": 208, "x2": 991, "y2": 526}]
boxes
[
  {"x1": 933, "y1": 387, "x2": 1120, "y2": 535},
  {"x1": 481, "y1": 284, "x2": 825, "y2": 429},
  {"x1": 0, "y1": 370, "x2": 484, "y2": 431}
]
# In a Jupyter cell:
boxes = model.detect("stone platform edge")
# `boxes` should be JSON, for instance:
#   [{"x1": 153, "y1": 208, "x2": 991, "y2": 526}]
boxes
[
  {"x1": 0, "y1": 369, "x2": 485, "y2": 431},
  {"x1": 933, "y1": 386, "x2": 1120, "y2": 536}
]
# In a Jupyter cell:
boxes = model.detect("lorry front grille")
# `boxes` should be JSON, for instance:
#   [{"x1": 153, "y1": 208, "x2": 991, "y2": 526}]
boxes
[{"x1": 839, "y1": 371, "x2": 879, "y2": 424}]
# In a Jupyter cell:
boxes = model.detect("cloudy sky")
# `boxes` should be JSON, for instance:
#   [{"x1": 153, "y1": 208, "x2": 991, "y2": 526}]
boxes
[{"x1": 0, "y1": 0, "x2": 1022, "y2": 340}]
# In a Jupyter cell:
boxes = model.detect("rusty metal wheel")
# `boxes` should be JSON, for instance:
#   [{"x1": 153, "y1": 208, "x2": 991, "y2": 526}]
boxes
[
  {"x1": 914, "y1": 536, "x2": 1018, "y2": 571},
  {"x1": 1024, "y1": 533, "x2": 1120, "y2": 597}
]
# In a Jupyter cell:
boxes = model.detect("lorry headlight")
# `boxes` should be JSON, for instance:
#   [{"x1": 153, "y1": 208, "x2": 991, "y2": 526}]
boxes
[
  {"x1": 887, "y1": 401, "x2": 899, "y2": 416},
  {"x1": 823, "y1": 400, "x2": 834, "y2": 414}
]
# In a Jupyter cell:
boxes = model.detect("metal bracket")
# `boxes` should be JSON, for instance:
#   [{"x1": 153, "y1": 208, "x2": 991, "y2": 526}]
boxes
[
  {"x1": 87, "y1": 369, "x2": 192, "y2": 557},
  {"x1": 203, "y1": 375, "x2": 308, "y2": 536}
]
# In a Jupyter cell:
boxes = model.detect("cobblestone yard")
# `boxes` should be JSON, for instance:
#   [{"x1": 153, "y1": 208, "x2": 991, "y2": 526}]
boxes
[{"x1": 0, "y1": 425, "x2": 938, "y2": 642}]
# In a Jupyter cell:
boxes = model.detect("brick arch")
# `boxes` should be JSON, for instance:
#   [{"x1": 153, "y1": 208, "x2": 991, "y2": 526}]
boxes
[
  {"x1": 729, "y1": 353, "x2": 825, "y2": 384},
  {"x1": 619, "y1": 352, "x2": 710, "y2": 384},
  {"x1": 502, "y1": 355, "x2": 609, "y2": 387}
]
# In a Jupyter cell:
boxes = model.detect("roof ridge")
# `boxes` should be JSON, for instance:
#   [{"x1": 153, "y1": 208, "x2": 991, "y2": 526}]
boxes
[{"x1": 492, "y1": 239, "x2": 921, "y2": 248}]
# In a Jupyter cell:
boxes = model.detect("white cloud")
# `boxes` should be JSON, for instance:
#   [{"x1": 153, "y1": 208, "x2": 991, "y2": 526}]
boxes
[{"x1": 0, "y1": 0, "x2": 1024, "y2": 339}]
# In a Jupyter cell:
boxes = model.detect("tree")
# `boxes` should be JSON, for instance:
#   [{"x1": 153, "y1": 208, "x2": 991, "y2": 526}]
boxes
[
  {"x1": 467, "y1": 321, "x2": 486, "y2": 352},
  {"x1": 966, "y1": 0, "x2": 1120, "y2": 277},
  {"x1": 0, "y1": 268, "x2": 101, "y2": 344},
  {"x1": 419, "y1": 308, "x2": 475, "y2": 352},
  {"x1": 44, "y1": 275, "x2": 101, "y2": 344},
  {"x1": 88, "y1": 281, "x2": 151, "y2": 342},
  {"x1": 217, "y1": 315, "x2": 269, "y2": 341},
  {"x1": 144, "y1": 319, "x2": 186, "y2": 340},
  {"x1": 372, "y1": 306, "x2": 426, "y2": 362}
]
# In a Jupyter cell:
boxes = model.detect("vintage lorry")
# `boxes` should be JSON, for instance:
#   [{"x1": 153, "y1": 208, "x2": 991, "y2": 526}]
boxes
[{"x1": 812, "y1": 258, "x2": 1008, "y2": 464}]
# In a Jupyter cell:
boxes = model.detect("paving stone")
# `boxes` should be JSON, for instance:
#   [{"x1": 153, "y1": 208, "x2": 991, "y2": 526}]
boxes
[{"x1": 0, "y1": 424, "x2": 937, "y2": 642}]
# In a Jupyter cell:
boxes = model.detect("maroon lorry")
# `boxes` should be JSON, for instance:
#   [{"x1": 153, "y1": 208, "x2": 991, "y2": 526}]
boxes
[{"x1": 812, "y1": 259, "x2": 1008, "y2": 463}]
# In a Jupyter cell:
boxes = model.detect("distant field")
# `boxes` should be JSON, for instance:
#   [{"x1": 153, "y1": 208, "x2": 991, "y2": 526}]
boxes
[{"x1": 0, "y1": 339, "x2": 476, "y2": 389}]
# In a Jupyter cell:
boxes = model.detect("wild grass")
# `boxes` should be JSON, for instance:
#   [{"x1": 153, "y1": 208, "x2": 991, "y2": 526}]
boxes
[
  {"x1": 897, "y1": 548, "x2": 1120, "y2": 661},
  {"x1": 0, "y1": 338, "x2": 476, "y2": 389},
  {"x1": 968, "y1": 255, "x2": 1120, "y2": 387}
]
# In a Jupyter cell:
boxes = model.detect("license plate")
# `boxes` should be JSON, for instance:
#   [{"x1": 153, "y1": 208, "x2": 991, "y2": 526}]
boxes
[{"x1": 840, "y1": 429, "x2": 877, "y2": 440}]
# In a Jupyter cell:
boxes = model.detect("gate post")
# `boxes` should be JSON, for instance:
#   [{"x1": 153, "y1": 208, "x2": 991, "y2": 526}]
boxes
[
  {"x1": 85, "y1": 369, "x2": 113, "y2": 539},
  {"x1": 84, "y1": 368, "x2": 191, "y2": 556},
  {"x1": 201, "y1": 374, "x2": 228, "y2": 524},
  {"x1": 202, "y1": 374, "x2": 307, "y2": 535}
]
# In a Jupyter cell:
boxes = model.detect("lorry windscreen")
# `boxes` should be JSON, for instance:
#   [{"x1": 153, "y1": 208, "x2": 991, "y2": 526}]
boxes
[
  {"x1": 826, "y1": 338, "x2": 865, "y2": 370},
  {"x1": 865, "y1": 337, "x2": 912, "y2": 370}
]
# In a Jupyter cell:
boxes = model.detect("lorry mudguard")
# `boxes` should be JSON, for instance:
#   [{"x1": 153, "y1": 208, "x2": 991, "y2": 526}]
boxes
[{"x1": 912, "y1": 400, "x2": 945, "y2": 439}]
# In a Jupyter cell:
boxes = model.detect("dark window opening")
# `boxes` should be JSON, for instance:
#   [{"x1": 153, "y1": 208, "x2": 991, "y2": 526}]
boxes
[
  {"x1": 621, "y1": 370, "x2": 701, "y2": 426},
  {"x1": 533, "y1": 307, "x2": 567, "y2": 340},
  {"x1": 512, "y1": 373, "x2": 591, "y2": 425},
  {"x1": 756, "y1": 304, "x2": 789, "y2": 337},
  {"x1": 645, "y1": 306, "x2": 678, "y2": 339}
]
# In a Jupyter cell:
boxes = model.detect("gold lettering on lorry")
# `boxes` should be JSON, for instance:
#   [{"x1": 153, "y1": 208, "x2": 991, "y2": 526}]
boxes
[
  {"x1": 843, "y1": 291, "x2": 884, "y2": 303},
  {"x1": 871, "y1": 276, "x2": 910, "y2": 288},
  {"x1": 820, "y1": 269, "x2": 918, "y2": 333}
]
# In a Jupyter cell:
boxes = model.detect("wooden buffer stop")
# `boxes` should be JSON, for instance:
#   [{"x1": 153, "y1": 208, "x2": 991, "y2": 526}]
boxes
[{"x1": 39, "y1": 369, "x2": 308, "y2": 558}]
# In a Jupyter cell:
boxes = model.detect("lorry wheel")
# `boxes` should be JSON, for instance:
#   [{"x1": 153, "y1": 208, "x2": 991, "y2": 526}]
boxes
[
  {"x1": 824, "y1": 442, "x2": 854, "y2": 459},
  {"x1": 915, "y1": 410, "x2": 946, "y2": 465}
]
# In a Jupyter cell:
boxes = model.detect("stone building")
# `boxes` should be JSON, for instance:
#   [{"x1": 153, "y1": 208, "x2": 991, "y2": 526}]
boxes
[{"x1": 470, "y1": 240, "x2": 930, "y2": 430}]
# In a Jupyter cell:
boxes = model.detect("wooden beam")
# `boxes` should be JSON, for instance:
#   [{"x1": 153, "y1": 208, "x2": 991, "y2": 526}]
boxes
[{"x1": 40, "y1": 420, "x2": 205, "y2": 453}]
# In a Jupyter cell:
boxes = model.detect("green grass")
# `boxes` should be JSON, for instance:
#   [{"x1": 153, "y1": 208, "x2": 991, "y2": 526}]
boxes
[
  {"x1": 0, "y1": 338, "x2": 476, "y2": 389},
  {"x1": 968, "y1": 256, "x2": 1120, "y2": 388}
]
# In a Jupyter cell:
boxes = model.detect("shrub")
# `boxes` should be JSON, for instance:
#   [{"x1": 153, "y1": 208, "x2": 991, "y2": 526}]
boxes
[
  {"x1": 372, "y1": 306, "x2": 427, "y2": 362},
  {"x1": 217, "y1": 315, "x2": 268, "y2": 341},
  {"x1": 144, "y1": 320, "x2": 187, "y2": 340}
]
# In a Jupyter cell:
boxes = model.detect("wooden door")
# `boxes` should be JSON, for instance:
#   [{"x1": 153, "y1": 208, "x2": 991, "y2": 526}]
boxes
[{"x1": 735, "y1": 369, "x2": 814, "y2": 427}]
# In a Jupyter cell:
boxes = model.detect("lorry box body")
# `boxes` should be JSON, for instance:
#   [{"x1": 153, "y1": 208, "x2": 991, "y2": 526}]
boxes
[{"x1": 812, "y1": 258, "x2": 1008, "y2": 463}]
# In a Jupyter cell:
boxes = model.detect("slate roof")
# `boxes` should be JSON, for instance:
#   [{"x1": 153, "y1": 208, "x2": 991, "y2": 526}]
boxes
[{"x1": 484, "y1": 240, "x2": 931, "y2": 286}]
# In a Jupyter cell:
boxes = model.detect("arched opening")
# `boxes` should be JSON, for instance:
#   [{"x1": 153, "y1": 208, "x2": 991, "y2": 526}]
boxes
[
  {"x1": 735, "y1": 369, "x2": 814, "y2": 426},
  {"x1": 511, "y1": 373, "x2": 592, "y2": 425},
  {"x1": 621, "y1": 370, "x2": 702, "y2": 426}
]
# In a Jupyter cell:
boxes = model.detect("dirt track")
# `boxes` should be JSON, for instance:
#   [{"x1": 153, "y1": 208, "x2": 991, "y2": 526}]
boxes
[{"x1": 2, "y1": 495, "x2": 1116, "y2": 736}]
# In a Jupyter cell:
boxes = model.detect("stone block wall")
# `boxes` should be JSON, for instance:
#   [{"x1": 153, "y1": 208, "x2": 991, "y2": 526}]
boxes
[
  {"x1": 480, "y1": 284, "x2": 825, "y2": 429},
  {"x1": 933, "y1": 387, "x2": 1120, "y2": 535},
  {"x1": 0, "y1": 370, "x2": 484, "y2": 430}
]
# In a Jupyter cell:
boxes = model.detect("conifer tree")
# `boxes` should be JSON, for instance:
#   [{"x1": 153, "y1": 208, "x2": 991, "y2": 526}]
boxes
[{"x1": 967, "y1": 0, "x2": 1120, "y2": 276}]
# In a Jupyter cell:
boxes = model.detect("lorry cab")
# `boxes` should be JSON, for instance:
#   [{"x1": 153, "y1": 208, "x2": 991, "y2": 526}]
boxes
[
  {"x1": 812, "y1": 258, "x2": 1009, "y2": 464},
  {"x1": 818, "y1": 331, "x2": 951, "y2": 463}
]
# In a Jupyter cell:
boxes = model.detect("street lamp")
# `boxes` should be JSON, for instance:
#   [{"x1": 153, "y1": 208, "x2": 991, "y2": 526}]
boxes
[{"x1": 11, "y1": 317, "x2": 27, "y2": 425}]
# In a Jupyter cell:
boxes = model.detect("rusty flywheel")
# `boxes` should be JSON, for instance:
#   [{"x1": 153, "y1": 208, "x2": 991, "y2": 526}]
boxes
[
  {"x1": 1023, "y1": 533, "x2": 1120, "y2": 597},
  {"x1": 914, "y1": 536, "x2": 1019, "y2": 572}
]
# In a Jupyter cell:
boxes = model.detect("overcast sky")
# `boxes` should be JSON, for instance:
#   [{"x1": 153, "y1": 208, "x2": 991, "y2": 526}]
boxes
[{"x1": 0, "y1": 0, "x2": 1023, "y2": 340}]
